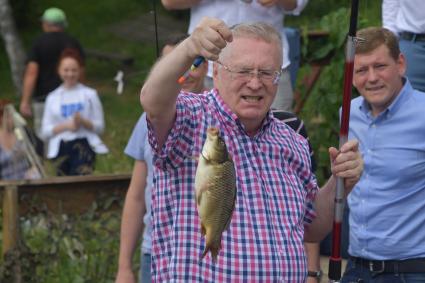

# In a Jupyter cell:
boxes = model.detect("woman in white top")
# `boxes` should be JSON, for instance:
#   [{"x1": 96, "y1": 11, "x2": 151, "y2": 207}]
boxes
[{"x1": 41, "y1": 48, "x2": 108, "y2": 176}]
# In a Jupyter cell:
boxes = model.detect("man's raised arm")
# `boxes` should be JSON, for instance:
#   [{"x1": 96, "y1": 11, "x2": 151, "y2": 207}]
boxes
[{"x1": 140, "y1": 17, "x2": 232, "y2": 148}]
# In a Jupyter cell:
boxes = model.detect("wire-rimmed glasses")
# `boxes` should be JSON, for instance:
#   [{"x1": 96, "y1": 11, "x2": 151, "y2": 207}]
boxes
[{"x1": 216, "y1": 60, "x2": 282, "y2": 85}]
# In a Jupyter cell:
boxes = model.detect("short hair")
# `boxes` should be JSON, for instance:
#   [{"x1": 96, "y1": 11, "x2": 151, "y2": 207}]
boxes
[
  {"x1": 220, "y1": 22, "x2": 282, "y2": 63},
  {"x1": 58, "y1": 48, "x2": 84, "y2": 67},
  {"x1": 356, "y1": 27, "x2": 400, "y2": 60}
]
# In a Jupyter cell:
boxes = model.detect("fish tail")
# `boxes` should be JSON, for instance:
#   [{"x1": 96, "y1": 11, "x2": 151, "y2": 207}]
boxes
[
  {"x1": 201, "y1": 244, "x2": 219, "y2": 263},
  {"x1": 201, "y1": 234, "x2": 221, "y2": 263}
]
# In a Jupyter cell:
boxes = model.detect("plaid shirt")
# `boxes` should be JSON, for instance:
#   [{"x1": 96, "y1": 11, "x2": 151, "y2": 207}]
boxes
[{"x1": 148, "y1": 89, "x2": 318, "y2": 282}]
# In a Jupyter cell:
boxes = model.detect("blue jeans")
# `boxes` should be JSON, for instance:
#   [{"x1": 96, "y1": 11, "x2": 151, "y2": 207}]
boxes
[
  {"x1": 139, "y1": 253, "x2": 151, "y2": 283},
  {"x1": 341, "y1": 259, "x2": 425, "y2": 283},
  {"x1": 400, "y1": 38, "x2": 425, "y2": 93}
]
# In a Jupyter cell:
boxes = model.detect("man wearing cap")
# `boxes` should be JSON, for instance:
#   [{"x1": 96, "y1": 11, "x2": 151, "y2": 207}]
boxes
[{"x1": 20, "y1": 7, "x2": 85, "y2": 139}]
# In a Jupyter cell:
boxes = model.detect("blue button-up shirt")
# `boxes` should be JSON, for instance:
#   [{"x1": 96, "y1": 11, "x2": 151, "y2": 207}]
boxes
[{"x1": 348, "y1": 79, "x2": 425, "y2": 260}]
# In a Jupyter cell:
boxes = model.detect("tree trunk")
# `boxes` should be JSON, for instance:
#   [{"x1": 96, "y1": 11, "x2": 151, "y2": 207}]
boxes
[{"x1": 0, "y1": 0, "x2": 26, "y2": 96}]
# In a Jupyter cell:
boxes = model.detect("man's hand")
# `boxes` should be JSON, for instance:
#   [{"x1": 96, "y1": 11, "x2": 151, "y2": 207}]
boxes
[
  {"x1": 20, "y1": 101, "x2": 32, "y2": 117},
  {"x1": 329, "y1": 139, "x2": 363, "y2": 192},
  {"x1": 187, "y1": 17, "x2": 233, "y2": 61}
]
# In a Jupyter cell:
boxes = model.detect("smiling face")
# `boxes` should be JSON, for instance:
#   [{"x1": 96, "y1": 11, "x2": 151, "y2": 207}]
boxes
[
  {"x1": 58, "y1": 57, "x2": 81, "y2": 88},
  {"x1": 213, "y1": 36, "x2": 282, "y2": 135},
  {"x1": 353, "y1": 44, "x2": 406, "y2": 116}
]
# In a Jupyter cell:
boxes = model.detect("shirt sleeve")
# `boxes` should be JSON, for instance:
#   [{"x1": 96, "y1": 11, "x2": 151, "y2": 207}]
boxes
[
  {"x1": 303, "y1": 172, "x2": 318, "y2": 225},
  {"x1": 294, "y1": 135, "x2": 319, "y2": 224},
  {"x1": 40, "y1": 94, "x2": 56, "y2": 139},
  {"x1": 147, "y1": 92, "x2": 203, "y2": 171},
  {"x1": 87, "y1": 90, "x2": 105, "y2": 134},
  {"x1": 382, "y1": 0, "x2": 399, "y2": 34},
  {"x1": 124, "y1": 113, "x2": 148, "y2": 161}
]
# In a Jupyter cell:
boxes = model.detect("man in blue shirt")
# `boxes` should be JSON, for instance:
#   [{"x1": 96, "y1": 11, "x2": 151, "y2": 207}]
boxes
[{"x1": 341, "y1": 27, "x2": 425, "y2": 283}]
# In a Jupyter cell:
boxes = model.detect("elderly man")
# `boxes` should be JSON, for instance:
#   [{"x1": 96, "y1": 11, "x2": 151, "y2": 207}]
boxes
[{"x1": 140, "y1": 18, "x2": 363, "y2": 282}]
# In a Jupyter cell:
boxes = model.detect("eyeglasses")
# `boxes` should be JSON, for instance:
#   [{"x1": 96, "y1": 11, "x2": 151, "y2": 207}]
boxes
[{"x1": 216, "y1": 61, "x2": 282, "y2": 85}]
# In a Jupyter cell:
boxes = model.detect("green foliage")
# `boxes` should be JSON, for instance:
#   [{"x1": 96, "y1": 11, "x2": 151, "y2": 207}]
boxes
[
  {"x1": 298, "y1": 6, "x2": 379, "y2": 184},
  {"x1": 0, "y1": 195, "x2": 137, "y2": 283}
]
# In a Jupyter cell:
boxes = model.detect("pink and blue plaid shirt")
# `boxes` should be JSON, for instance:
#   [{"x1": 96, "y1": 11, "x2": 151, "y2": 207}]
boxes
[{"x1": 148, "y1": 89, "x2": 318, "y2": 282}]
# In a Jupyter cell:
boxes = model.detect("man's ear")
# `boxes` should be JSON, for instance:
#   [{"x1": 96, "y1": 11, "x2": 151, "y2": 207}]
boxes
[{"x1": 397, "y1": 53, "x2": 407, "y2": 77}]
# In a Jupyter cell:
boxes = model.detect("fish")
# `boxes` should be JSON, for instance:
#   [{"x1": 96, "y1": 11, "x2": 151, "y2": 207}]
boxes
[{"x1": 194, "y1": 126, "x2": 236, "y2": 262}]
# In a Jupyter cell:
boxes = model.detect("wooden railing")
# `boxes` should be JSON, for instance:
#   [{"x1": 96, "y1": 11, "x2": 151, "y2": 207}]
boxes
[{"x1": 0, "y1": 174, "x2": 131, "y2": 259}]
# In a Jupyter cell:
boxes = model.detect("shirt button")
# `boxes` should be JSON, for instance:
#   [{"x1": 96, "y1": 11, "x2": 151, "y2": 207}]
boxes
[{"x1": 371, "y1": 124, "x2": 376, "y2": 128}]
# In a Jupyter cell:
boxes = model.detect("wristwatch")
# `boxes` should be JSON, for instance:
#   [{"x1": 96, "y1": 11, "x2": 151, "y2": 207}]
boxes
[{"x1": 307, "y1": 270, "x2": 322, "y2": 279}]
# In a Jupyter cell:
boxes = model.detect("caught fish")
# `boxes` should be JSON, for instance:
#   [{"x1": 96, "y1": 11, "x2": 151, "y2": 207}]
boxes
[{"x1": 195, "y1": 127, "x2": 236, "y2": 262}]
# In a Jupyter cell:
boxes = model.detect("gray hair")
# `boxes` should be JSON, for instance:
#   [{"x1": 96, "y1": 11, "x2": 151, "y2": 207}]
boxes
[{"x1": 219, "y1": 22, "x2": 282, "y2": 62}]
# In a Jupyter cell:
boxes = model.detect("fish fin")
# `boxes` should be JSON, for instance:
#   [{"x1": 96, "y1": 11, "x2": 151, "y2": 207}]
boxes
[
  {"x1": 201, "y1": 223, "x2": 206, "y2": 236},
  {"x1": 196, "y1": 191, "x2": 202, "y2": 206},
  {"x1": 227, "y1": 152, "x2": 233, "y2": 162}
]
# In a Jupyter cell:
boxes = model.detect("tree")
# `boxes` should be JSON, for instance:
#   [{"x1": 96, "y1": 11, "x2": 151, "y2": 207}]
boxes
[{"x1": 0, "y1": 0, "x2": 25, "y2": 95}]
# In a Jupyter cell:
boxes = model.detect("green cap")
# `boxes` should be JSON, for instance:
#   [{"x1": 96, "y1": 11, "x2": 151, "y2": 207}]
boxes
[{"x1": 41, "y1": 7, "x2": 67, "y2": 27}]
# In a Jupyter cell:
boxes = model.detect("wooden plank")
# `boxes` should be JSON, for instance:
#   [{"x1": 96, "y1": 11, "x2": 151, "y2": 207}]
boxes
[
  {"x1": 3, "y1": 185, "x2": 19, "y2": 257},
  {"x1": 0, "y1": 174, "x2": 131, "y2": 215}
]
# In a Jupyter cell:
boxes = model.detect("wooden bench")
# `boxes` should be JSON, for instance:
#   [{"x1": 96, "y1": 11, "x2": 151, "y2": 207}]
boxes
[{"x1": 0, "y1": 174, "x2": 131, "y2": 259}]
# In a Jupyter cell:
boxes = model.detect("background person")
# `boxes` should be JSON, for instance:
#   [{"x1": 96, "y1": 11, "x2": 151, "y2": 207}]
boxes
[
  {"x1": 20, "y1": 7, "x2": 85, "y2": 138},
  {"x1": 0, "y1": 100, "x2": 33, "y2": 180},
  {"x1": 341, "y1": 27, "x2": 425, "y2": 283},
  {"x1": 382, "y1": 0, "x2": 425, "y2": 92},
  {"x1": 41, "y1": 48, "x2": 107, "y2": 176},
  {"x1": 140, "y1": 18, "x2": 363, "y2": 282}
]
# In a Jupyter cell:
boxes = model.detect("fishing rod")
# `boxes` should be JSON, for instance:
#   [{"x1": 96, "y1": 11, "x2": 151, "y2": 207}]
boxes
[
  {"x1": 328, "y1": 0, "x2": 359, "y2": 282},
  {"x1": 5, "y1": 105, "x2": 46, "y2": 178},
  {"x1": 151, "y1": 0, "x2": 160, "y2": 58}
]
